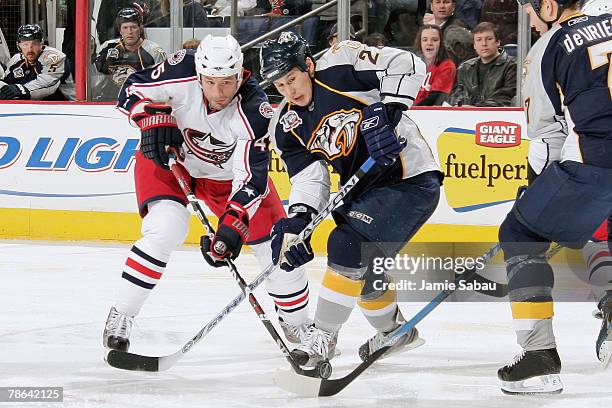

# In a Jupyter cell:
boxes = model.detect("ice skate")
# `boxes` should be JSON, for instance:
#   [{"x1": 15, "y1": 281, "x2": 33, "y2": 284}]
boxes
[
  {"x1": 290, "y1": 325, "x2": 338, "y2": 367},
  {"x1": 595, "y1": 292, "x2": 612, "y2": 368},
  {"x1": 103, "y1": 306, "x2": 134, "y2": 352},
  {"x1": 279, "y1": 317, "x2": 313, "y2": 344},
  {"x1": 497, "y1": 348, "x2": 563, "y2": 394},
  {"x1": 358, "y1": 309, "x2": 425, "y2": 362}
]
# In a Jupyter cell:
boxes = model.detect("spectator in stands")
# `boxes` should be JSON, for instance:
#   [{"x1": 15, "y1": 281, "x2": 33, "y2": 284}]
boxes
[
  {"x1": 454, "y1": 0, "x2": 483, "y2": 30},
  {"x1": 94, "y1": 7, "x2": 166, "y2": 101},
  {"x1": 147, "y1": 0, "x2": 209, "y2": 26},
  {"x1": 0, "y1": 24, "x2": 74, "y2": 101},
  {"x1": 364, "y1": 32, "x2": 387, "y2": 48},
  {"x1": 449, "y1": 22, "x2": 516, "y2": 106},
  {"x1": 310, "y1": 0, "x2": 366, "y2": 52},
  {"x1": 423, "y1": 0, "x2": 467, "y2": 33},
  {"x1": 182, "y1": 38, "x2": 201, "y2": 49},
  {"x1": 268, "y1": 0, "x2": 312, "y2": 16},
  {"x1": 212, "y1": 0, "x2": 257, "y2": 16},
  {"x1": 375, "y1": 0, "x2": 418, "y2": 33},
  {"x1": 443, "y1": 24, "x2": 476, "y2": 65},
  {"x1": 414, "y1": 24, "x2": 456, "y2": 106},
  {"x1": 479, "y1": 0, "x2": 518, "y2": 45},
  {"x1": 327, "y1": 23, "x2": 356, "y2": 47}
]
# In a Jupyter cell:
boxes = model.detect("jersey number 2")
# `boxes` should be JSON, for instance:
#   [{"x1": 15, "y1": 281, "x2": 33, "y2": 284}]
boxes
[{"x1": 588, "y1": 39, "x2": 612, "y2": 99}]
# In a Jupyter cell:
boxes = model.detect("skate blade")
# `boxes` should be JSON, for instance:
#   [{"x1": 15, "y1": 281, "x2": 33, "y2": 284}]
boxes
[
  {"x1": 500, "y1": 374, "x2": 563, "y2": 395},
  {"x1": 599, "y1": 340, "x2": 611, "y2": 369},
  {"x1": 379, "y1": 336, "x2": 426, "y2": 361},
  {"x1": 274, "y1": 368, "x2": 322, "y2": 397}
]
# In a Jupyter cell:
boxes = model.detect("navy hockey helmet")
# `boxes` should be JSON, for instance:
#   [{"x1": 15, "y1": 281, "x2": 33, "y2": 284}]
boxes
[
  {"x1": 116, "y1": 7, "x2": 143, "y2": 28},
  {"x1": 517, "y1": 0, "x2": 580, "y2": 14},
  {"x1": 260, "y1": 31, "x2": 312, "y2": 83},
  {"x1": 16, "y1": 24, "x2": 43, "y2": 43}
]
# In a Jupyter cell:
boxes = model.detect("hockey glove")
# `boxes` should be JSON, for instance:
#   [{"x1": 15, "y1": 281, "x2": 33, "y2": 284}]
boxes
[
  {"x1": 0, "y1": 84, "x2": 30, "y2": 100},
  {"x1": 134, "y1": 104, "x2": 184, "y2": 168},
  {"x1": 201, "y1": 202, "x2": 250, "y2": 267},
  {"x1": 271, "y1": 204, "x2": 316, "y2": 272},
  {"x1": 360, "y1": 102, "x2": 407, "y2": 166}
]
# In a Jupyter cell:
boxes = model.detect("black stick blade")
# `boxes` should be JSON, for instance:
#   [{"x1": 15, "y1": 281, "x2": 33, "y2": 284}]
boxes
[{"x1": 105, "y1": 349, "x2": 161, "y2": 372}]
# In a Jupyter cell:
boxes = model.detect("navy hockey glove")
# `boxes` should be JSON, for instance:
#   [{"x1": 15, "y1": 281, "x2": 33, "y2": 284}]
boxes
[
  {"x1": 134, "y1": 104, "x2": 184, "y2": 168},
  {"x1": 201, "y1": 202, "x2": 250, "y2": 267},
  {"x1": 0, "y1": 84, "x2": 30, "y2": 100},
  {"x1": 360, "y1": 102, "x2": 407, "y2": 166},
  {"x1": 271, "y1": 204, "x2": 316, "y2": 272}
]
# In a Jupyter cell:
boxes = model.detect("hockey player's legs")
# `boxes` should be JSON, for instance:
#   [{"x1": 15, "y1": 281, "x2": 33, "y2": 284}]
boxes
[
  {"x1": 199, "y1": 177, "x2": 312, "y2": 337},
  {"x1": 583, "y1": 215, "x2": 612, "y2": 367},
  {"x1": 497, "y1": 161, "x2": 612, "y2": 393},
  {"x1": 253, "y1": 182, "x2": 311, "y2": 337},
  {"x1": 344, "y1": 172, "x2": 439, "y2": 359},
  {"x1": 295, "y1": 172, "x2": 440, "y2": 365},
  {"x1": 104, "y1": 153, "x2": 190, "y2": 351}
]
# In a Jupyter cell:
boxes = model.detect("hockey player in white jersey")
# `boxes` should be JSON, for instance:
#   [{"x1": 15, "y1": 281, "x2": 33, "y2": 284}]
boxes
[
  {"x1": 497, "y1": 0, "x2": 612, "y2": 394},
  {"x1": 103, "y1": 35, "x2": 311, "y2": 354},
  {"x1": 260, "y1": 32, "x2": 442, "y2": 368}
]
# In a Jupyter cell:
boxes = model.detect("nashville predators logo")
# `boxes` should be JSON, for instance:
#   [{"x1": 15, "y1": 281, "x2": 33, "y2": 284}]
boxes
[
  {"x1": 308, "y1": 109, "x2": 361, "y2": 160},
  {"x1": 184, "y1": 128, "x2": 236, "y2": 167}
]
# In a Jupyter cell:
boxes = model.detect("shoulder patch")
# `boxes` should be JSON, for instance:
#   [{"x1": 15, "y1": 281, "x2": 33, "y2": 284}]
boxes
[
  {"x1": 259, "y1": 102, "x2": 274, "y2": 119},
  {"x1": 280, "y1": 110, "x2": 302, "y2": 132},
  {"x1": 168, "y1": 49, "x2": 186, "y2": 66},
  {"x1": 44, "y1": 52, "x2": 60, "y2": 65}
]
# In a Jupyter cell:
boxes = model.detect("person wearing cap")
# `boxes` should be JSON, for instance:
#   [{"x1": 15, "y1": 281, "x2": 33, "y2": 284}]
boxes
[
  {"x1": 94, "y1": 7, "x2": 166, "y2": 101},
  {"x1": 0, "y1": 24, "x2": 73, "y2": 100}
]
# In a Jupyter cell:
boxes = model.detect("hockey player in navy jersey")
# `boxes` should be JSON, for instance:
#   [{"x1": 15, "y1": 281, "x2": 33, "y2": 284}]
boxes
[
  {"x1": 260, "y1": 32, "x2": 443, "y2": 368},
  {"x1": 102, "y1": 35, "x2": 311, "y2": 354},
  {"x1": 496, "y1": 0, "x2": 612, "y2": 394}
]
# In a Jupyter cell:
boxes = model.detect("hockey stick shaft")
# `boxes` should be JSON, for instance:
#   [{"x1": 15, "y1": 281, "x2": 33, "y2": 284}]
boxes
[
  {"x1": 105, "y1": 265, "x2": 273, "y2": 371},
  {"x1": 168, "y1": 152, "x2": 376, "y2": 376}
]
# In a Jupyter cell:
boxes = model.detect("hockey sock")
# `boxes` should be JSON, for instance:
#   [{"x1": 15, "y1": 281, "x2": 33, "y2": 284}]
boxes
[
  {"x1": 507, "y1": 254, "x2": 556, "y2": 350},
  {"x1": 358, "y1": 284, "x2": 398, "y2": 333},
  {"x1": 116, "y1": 244, "x2": 167, "y2": 317},
  {"x1": 251, "y1": 242, "x2": 310, "y2": 325},
  {"x1": 314, "y1": 268, "x2": 364, "y2": 333}
]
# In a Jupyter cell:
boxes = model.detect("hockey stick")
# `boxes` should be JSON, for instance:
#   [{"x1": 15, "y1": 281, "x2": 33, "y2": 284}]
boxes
[
  {"x1": 105, "y1": 265, "x2": 274, "y2": 371},
  {"x1": 275, "y1": 242, "x2": 563, "y2": 396},
  {"x1": 167, "y1": 150, "x2": 377, "y2": 378}
]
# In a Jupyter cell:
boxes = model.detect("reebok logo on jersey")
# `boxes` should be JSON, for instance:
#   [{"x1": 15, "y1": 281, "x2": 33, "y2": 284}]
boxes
[
  {"x1": 308, "y1": 109, "x2": 361, "y2": 160},
  {"x1": 360, "y1": 116, "x2": 379, "y2": 131},
  {"x1": 475, "y1": 121, "x2": 521, "y2": 148}
]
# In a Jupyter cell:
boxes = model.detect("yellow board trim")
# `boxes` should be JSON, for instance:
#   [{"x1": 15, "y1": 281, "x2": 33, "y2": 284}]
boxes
[
  {"x1": 0, "y1": 208, "x2": 502, "y2": 248},
  {"x1": 357, "y1": 288, "x2": 397, "y2": 310},
  {"x1": 321, "y1": 268, "x2": 364, "y2": 297},
  {"x1": 511, "y1": 301, "x2": 554, "y2": 320}
]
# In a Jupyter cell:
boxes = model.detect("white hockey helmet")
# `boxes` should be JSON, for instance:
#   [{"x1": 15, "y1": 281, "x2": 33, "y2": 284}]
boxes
[
  {"x1": 582, "y1": 0, "x2": 611, "y2": 15},
  {"x1": 195, "y1": 34, "x2": 244, "y2": 80}
]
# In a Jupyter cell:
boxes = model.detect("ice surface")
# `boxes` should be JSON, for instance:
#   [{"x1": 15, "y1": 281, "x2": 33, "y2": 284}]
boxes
[{"x1": 0, "y1": 241, "x2": 610, "y2": 408}]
